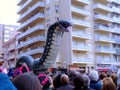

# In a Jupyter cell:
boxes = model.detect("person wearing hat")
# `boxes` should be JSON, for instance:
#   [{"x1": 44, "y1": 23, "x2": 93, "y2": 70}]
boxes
[{"x1": 38, "y1": 73, "x2": 53, "y2": 90}]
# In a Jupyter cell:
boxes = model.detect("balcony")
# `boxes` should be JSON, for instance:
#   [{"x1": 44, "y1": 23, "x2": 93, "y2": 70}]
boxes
[
  {"x1": 112, "y1": 17, "x2": 120, "y2": 24},
  {"x1": 96, "y1": 47, "x2": 115, "y2": 54},
  {"x1": 114, "y1": 36, "x2": 120, "y2": 44},
  {"x1": 18, "y1": 2, "x2": 45, "y2": 22},
  {"x1": 72, "y1": 44, "x2": 92, "y2": 51},
  {"x1": 111, "y1": 0, "x2": 120, "y2": 5},
  {"x1": 93, "y1": 3, "x2": 112, "y2": 12},
  {"x1": 114, "y1": 27, "x2": 120, "y2": 34},
  {"x1": 76, "y1": 0, "x2": 90, "y2": 5},
  {"x1": 17, "y1": 24, "x2": 45, "y2": 40},
  {"x1": 17, "y1": 13, "x2": 45, "y2": 31},
  {"x1": 9, "y1": 54, "x2": 15, "y2": 60},
  {"x1": 73, "y1": 57, "x2": 92, "y2": 63},
  {"x1": 112, "y1": 6, "x2": 120, "y2": 14},
  {"x1": 72, "y1": 19, "x2": 91, "y2": 28},
  {"x1": 18, "y1": 47, "x2": 44, "y2": 58},
  {"x1": 96, "y1": 59, "x2": 116, "y2": 64},
  {"x1": 72, "y1": 32, "x2": 91, "y2": 39},
  {"x1": 71, "y1": 6, "x2": 90, "y2": 16},
  {"x1": 18, "y1": 0, "x2": 32, "y2": 14},
  {"x1": 17, "y1": 0, "x2": 26, "y2": 5},
  {"x1": 17, "y1": 36, "x2": 46, "y2": 49},
  {"x1": 94, "y1": 13, "x2": 112, "y2": 22},
  {"x1": 94, "y1": 24, "x2": 114, "y2": 33},
  {"x1": 116, "y1": 48, "x2": 120, "y2": 55},
  {"x1": 95, "y1": 36, "x2": 115, "y2": 43}
]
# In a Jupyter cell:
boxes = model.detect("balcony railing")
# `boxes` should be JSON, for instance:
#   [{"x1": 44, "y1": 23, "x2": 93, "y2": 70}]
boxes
[
  {"x1": 17, "y1": 0, "x2": 24, "y2": 5},
  {"x1": 95, "y1": 36, "x2": 115, "y2": 43},
  {"x1": 71, "y1": 6, "x2": 90, "y2": 16},
  {"x1": 17, "y1": 13, "x2": 45, "y2": 31},
  {"x1": 18, "y1": 2, "x2": 45, "y2": 22},
  {"x1": 94, "y1": 13, "x2": 112, "y2": 22},
  {"x1": 114, "y1": 27, "x2": 120, "y2": 34},
  {"x1": 111, "y1": 0, "x2": 120, "y2": 7},
  {"x1": 72, "y1": 19, "x2": 91, "y2": 27},
  {"x1": 96, "y1": 59, "x2": 116, "y2": 64},
  {"x1": 73, "y1": 57, "x2": 92, "y2": 63},
  {"x1": 72, "y1": 32, "x2": 91, "y2": 39},
  {"x1": 96, "y1": 47, "x2": 116, "y2": 54},
  {"x1": 94, "y1": 24, "x2": 114, "y2": 32},
  {"x1": 17, "y1": 36, "x2": 45, "y2": 49},
  {"x1": 116, "y1": 48, "x2": 120, "y2": 55},
  {"x1": 114, "y1": 36, "x2": 120, "y2": 44},
  {"x1": 18, "y1": 0, "x2": 32, "y2": 13},
  {"x1": 17, "y1": 24, "x2": 45, "y2": 39},
  {"x1": 18, "y1": 47, "x2": 44, "y2": 57},
  {"x1": 72, "y1": 44, "x2": 92, "y2": 51},
  {"x1": 112, "y1": 6, "x2": 120, "y2": 14},
  {"x1": 112, "y1": 17, "x2": 120, "y2": 24},
  {"x1": 93, "y1": 3, "x2": 112, "y2": 12},
  {"x1": 76, "y1": 0, "x2": 90, "y2": 5}
]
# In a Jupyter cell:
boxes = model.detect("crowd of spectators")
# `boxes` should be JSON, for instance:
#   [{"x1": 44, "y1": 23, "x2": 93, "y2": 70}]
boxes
[{"x1": 1, "y1": 65, "x2": 120, "y2": 90}]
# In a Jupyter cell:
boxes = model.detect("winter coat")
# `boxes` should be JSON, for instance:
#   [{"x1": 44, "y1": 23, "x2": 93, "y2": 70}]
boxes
[
  {"x1": 89, "y1": 80, "x2": 101, "y2": 90},
  {"x1": 0, "y1": 72, "x2": 17, "y2": 90}
]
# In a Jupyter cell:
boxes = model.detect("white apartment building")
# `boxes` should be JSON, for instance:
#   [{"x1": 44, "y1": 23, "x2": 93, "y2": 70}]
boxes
[{"x1": 16, "y1": 0, "x2": 120, "y2": 70}]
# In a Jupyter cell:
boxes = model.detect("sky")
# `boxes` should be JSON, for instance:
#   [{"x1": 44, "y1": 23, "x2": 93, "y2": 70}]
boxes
[{"x1": 0, "y1": 0, "x2": 19, "y2": 25}]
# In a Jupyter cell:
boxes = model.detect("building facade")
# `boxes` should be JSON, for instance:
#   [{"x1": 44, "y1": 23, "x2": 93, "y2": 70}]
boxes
[
  {"x1": 16, "y1": 0, "x2": 120, "y2": 70},
  {"x1": 0, "y1": 24, "x2": 18, "y2": 67}
]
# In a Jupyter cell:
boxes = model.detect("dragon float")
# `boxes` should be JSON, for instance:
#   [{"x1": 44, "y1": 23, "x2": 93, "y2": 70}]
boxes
[{"x1": 15, "y1": 20, "x2": 71, "y2": 73}]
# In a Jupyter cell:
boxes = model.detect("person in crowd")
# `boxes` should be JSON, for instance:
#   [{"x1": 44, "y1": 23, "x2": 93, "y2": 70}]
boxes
[
  {"x1": 7, "y1": 68, "x2": 14, "y2": 80},
  {"x1": 56, "y1": 74, "x2": 73, "y2": 90},
  {"x1": 89, "y1": 70, "x2": 102, "y2": 90},
  {"x1": 0, "y1": 71, "x2": 17, "y2": 90},
  {"x1": 110, "y1": 73, "x2": 118, "y2": 87},
  {"x1": 117, "y1": 69, "x2": 120, "y2": 90},
  {"x1": 48, "y1": 75, "x2": 54, "y2": 90},
  {"x1": 13, "y1": 72, "x2": 42, "y2": 90},
  {"x1": 82, "y1": 74, "x2": 94, "y2": 90},
  {"x1": 69, "y1": 70, "x2": 79, "y2": 86},
  {"x1": 37, "y1": 73, "x2": 52, "y2": 90},
  {"x1": 72, "y1": 74, "x2": 84, "y2": 90},
  {"x1": 99, "y1": 72, "x2": 107, "y2": 81},
  {"x1": 101, "y1": 77, "x2": 116, "y2": 90},
  {"x1": 53, "y1": 74, "x2": 63, "y2": 89}
]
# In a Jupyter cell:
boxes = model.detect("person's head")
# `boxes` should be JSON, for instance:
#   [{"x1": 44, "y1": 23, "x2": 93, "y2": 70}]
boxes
[
  {"x1": 60, "y1": 74, "x2": 69, "y2": 85},
  {"x1": 89, "y1": 70, "x2": 99, "y2": 81},
  {"x1": 82, "y1": 74, "x2": 90, "y2": 87},
  {"x1": 99, "y1": 72, "x2": 107, "y2": 80},
  {"x1": 37, "y1": 73, "x2": 51, "y2": 89},
  {"x1": 73, "y1": 74, "x2": 84, "y2": 88},
  {"x1": 13, "y1": 72, "x2": 42, "y2": 90},
  {"x1": 101, "y1": 77, "x2": 116, "y2": 90},
  {"x1": 53, "y1": 74, "x2": 62, "y2": 89}
]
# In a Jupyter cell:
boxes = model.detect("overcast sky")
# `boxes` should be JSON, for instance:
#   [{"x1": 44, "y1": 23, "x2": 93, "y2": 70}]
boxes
[{"x1": 0, "y1": 0, "x2": 19, "y2": 25}]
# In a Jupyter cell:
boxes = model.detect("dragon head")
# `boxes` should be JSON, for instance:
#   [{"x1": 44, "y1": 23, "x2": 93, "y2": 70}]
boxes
[{"x1": 57, "y1": 20, "x2": 72, "y2": 32}]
